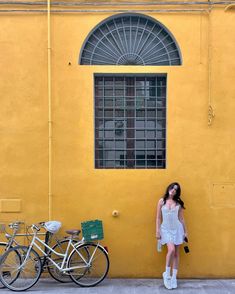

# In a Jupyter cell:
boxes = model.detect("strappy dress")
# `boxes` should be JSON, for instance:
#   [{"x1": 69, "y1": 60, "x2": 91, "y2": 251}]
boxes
[{"x1": 160, "y1": 204, "x2": 184, "y2": 245}]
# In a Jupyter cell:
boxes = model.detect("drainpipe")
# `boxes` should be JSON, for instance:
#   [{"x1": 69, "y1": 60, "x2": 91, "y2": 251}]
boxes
[
  {"x1": 207, "y1": 9, "x2": 215, "y2": 126},
  {"x1": 47, "y1": 0, "x2": 52, "y2": 220}
]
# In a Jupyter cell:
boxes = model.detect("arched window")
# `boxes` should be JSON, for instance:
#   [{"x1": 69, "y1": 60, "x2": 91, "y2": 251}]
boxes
[{"x1": 79, "y1": 13, "x2": 182, "y2": 66}]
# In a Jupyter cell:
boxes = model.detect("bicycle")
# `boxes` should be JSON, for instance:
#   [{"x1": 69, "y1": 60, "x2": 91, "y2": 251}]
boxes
[
  {"x1": 0, "y1": 222, "x2": 109, "y2": 291},
  {"x1": 0, "y1": 222, "x2": 25, "y2": 254},
  {"x1": 0, "y1": 221, "x2": 80, "y2": 284}
]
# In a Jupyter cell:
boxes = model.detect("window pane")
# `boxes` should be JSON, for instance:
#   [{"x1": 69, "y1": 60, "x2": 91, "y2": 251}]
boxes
[
  {"x1": 95, "y1": 97, "x2": 103, "y2": 107},
  {"x1": 136, "y1": 140, "x2": 145, "y2": 148},
  {"x1": 104, "y1": 161, "x2": 115, "y2": 168},
  {"x1": 105, "y1": 130, "x2": 114, "y2": 138},
  {"x1": 104, "y1": 150, "x2": 115, "y2": 160},
  {"x1": 116, "y1": 140, "x2": 125, "y2": 148},
  {"x1": 136, "y1": 88, "x2": 145, "y2": 97},
  {"x1": 136, "y1": 110, "x2": 145, "y2": 117},
  {"x1": 104, "y1": 88, "x2": 113, "y2": 96},
  {"x1": 115, "y1": 97, "x2": 124, "y2": 107},
  {"x1": 97, "y1": 140, "x2": 103, "y2": 148},
  {"x1": 115, "y1": 77, "x2": 124, "y2": 87},
  {"x1": 115, "y1": 89, "x2": 124, "y2": 96},
  {"x1": 116, "y1": 150, "x2": 125, "y2": 160},
  {"x1": 115, "y1": 110, "x2": 124, "y2": 117},
  {"x1": 95, "y1": 77, "x2": 103, "y2": 86},
  {"x1": 97, "y1": 109, "x2": 103, "y2": 117},
  {"x1": 147, "y1": 110, "x2": 156, "y2": 118},
  {"x1": 147, "y1": 160, "x2": 156, "y2": 167},
  {"x1": 115, "y1": 128, "x2": 125, "y2": 138},
  {"x1": 98, "y1": 130, "x2": 104, "y2": 138},
  {"x1": 136, "y1": 130, "x2": 145, "y2": 138},
  {"x1": 104, "y1": 77, "x2": 113, "y2": 86},
  {"x1": 104, "y1": 110, "x2": 113, "y2": 117},
  {"x1": 98, "y1": 119, "x2": 104, "y2": 128},
  {"x1": 136, "y1": 150, "x2": 145, "y2": 158},
  {"x1": 104, "y1": 99, "x2": 113, "y2": 107},
  {"x1": 146, "y1": 120, "x2": 156, "y2": 128},
  {"x1": 104, "y1": 140, "x2": 114, "y2": 148},
  {"x1": 146, "y1": 130, "x2": 155, "y2": 139},
  {"x1": 147, "y1": 98, "x2": 156, "y2": 107},
  {"x1": 136, "y1": 98, "x2": 145, "y2": 108},
  {"x1": 136, "y1": 119, "x2": 145, "y2": 128},
  {"x1": 146, "y1": 140, "x2": 156, "y2": 148},
  {"x1": 104, "y1": 119, "x2": 114, "y2": 129}
]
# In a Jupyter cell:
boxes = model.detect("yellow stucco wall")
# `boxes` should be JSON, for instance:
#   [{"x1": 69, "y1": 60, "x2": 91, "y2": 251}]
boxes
[{"x1": 0, "y1": 1, "x2": 235, "y2": 277}]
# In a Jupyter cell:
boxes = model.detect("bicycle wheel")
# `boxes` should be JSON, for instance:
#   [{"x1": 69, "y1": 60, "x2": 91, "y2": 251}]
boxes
[
  {"x1": 68, "y1": 243, "x2": 109, "y2": 287},
  {"x1": 0, "y1": 243, "x2": 12, "y2": 289},
  {"x1": 47, "y1": 239, "x2": 76, "y2": 283},
  {"x1": 0, "y1": 245, "x2": 42, "y2": 291}
]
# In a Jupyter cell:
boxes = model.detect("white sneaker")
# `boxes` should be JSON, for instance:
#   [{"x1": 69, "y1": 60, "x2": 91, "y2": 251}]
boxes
[
  {"x1": 171, "y1": 277, "x2": 177, "y2": 289},
  {"x1": 163, "y1": 272, "x2": 172, "y2": 290}
]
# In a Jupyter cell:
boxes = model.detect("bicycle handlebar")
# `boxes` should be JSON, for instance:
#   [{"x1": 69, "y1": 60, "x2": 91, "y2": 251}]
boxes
[
  {"x1": 31, "y1": 222, "x2": 48, "y2": 233},
  {"x1": 9, "y1": 221, "x2": 25, "y2": 229}
]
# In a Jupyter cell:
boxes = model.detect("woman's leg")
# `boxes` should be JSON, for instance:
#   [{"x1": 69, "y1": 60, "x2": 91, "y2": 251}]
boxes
[
  {"x1": 166, "y1": 243, "x2": 175, "y2": 268},
  {"x1": 171, "y1": 245, "x2": 180, "y2": 289},
  {"x1": 163, "y1": 243, "x2": 175, "y2": 289},
  {"x1": 172, "y1": 245, "x2": 180, "y2": 270}
]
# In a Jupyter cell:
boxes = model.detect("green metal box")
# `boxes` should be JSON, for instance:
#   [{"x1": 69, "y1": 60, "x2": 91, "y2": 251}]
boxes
[{"x1": 81, "y1": 219, "x2": 104, "y2": 241}]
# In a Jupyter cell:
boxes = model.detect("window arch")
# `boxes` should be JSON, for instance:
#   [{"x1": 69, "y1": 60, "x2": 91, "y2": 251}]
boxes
[{"x1": 79, "y1": 13, "x2": 182, "y2": 66}]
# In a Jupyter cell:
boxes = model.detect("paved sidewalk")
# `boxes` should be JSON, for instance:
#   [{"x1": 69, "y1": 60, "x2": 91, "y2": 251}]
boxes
[{"x1": 1, "y1": 279, "x2": 235, "y2": 293}]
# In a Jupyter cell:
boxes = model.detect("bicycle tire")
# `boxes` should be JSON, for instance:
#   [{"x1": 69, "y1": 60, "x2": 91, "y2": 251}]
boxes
[
  {"x1": 0, "y1": 243, "x2": 14, "y2": 289},
  {"x1": 68, "y1": 243, "x2": 109, "y2": 287},
  {"x1": 0, "y1": 245, "x2": 42, "y2": 291},
  {"x1": 47, "y1": 239, "x2": 77, "y2": 283}
]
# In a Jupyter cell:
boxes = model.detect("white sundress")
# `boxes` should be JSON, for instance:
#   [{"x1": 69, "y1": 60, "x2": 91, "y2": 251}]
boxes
[{"x1": 160, "y1": 204, "x2": 184, "y2": 245}]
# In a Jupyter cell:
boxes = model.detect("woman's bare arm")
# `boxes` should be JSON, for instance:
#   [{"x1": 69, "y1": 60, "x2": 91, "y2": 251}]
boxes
[
  {"x1": 156, "y1": 198, "x2": 163, "y2": 239},
  {"x1": 179, "y1": 207, "x2": 188, "y2": 238}
]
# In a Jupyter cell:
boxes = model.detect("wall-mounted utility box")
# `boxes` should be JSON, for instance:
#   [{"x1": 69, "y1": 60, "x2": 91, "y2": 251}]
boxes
[
  {"x1": 0, "y1": 199, "x2": 22, "y2": 213},
  {"x1": 211, "y1": 183, "x2": 235, "y2": 208}
]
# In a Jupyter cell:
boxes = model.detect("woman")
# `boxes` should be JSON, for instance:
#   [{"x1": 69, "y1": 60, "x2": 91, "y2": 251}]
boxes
[{"x1": 156, "y1": 182, "x2": 188, "y2": 290}]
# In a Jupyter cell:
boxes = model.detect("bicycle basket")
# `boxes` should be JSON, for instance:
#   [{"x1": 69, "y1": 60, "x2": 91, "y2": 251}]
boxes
[
  {"x1": 44, "y1": 221, "x2": 61, "y2": 234},
  {"x1": 81, "y1": 220, "x2": 104, "y2": 241}
]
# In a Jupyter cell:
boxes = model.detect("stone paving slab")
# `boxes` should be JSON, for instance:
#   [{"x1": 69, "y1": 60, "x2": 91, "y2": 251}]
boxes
[{"x1": 0, "y1": 279, "x2": 235, "y2": 293}]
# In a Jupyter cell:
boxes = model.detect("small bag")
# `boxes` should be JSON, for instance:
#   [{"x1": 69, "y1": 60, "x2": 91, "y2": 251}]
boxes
[
  {"x1": 157, "y1": 240, "x2": 162, "y2": 252},
  {"x1": 184, "y1": 237, "x2": 190, "y2": 254}
]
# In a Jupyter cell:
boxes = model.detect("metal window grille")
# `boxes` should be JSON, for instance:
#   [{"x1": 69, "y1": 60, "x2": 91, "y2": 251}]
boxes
[
  {"x1": 80, "y1": 14, "x2": 182, "y2": 66},
  {"x1": 95, "y1": 75, "x2": 166, "y2": 169}
]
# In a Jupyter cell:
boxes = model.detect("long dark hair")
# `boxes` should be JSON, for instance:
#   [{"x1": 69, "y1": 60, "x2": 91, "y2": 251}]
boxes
[{"x1": 163, "y1": 182, "x2": 185, "y2": 209}]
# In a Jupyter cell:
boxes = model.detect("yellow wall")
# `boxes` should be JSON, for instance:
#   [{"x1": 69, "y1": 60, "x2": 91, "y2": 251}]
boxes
[{"x1": 0, "y1": 1, "x2": 235, "y2": 277}]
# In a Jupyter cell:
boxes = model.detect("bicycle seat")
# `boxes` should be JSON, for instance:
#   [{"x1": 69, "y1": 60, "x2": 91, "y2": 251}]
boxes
[{"x1": 66, "y1": 229, "x2": 81, "y2": 236}]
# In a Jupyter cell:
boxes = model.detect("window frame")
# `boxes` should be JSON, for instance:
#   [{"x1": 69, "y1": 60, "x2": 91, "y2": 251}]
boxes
[{"x1": 94, "y1": 73, "x2": 167, "y2": 169}]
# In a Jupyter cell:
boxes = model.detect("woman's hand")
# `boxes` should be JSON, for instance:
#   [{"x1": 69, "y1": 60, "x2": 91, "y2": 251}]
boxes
[{"x1": 156, "y1": 231, "x2": 161, "y2": 240}]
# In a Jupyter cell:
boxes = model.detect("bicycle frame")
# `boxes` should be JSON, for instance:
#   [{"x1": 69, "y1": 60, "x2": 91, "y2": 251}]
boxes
[{"x1": 20, "y1": 228, "x2": 101, "y2": 274}]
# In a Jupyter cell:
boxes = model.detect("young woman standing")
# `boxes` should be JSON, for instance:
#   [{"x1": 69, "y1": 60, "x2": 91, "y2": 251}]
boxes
[{"x1": 156, "y1": 182, "x2": 188, "y2": 289}]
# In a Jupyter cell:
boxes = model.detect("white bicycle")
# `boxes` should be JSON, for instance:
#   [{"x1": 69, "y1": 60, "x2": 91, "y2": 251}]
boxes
[{"x1": 0, "y1": 222, "x2": 109, "y2": 291}]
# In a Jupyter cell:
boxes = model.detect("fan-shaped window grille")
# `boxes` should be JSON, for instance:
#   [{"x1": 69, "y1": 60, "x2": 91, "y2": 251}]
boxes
[{"x1": 80, "y1": 14, "x2": 182, "y2": 66}]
